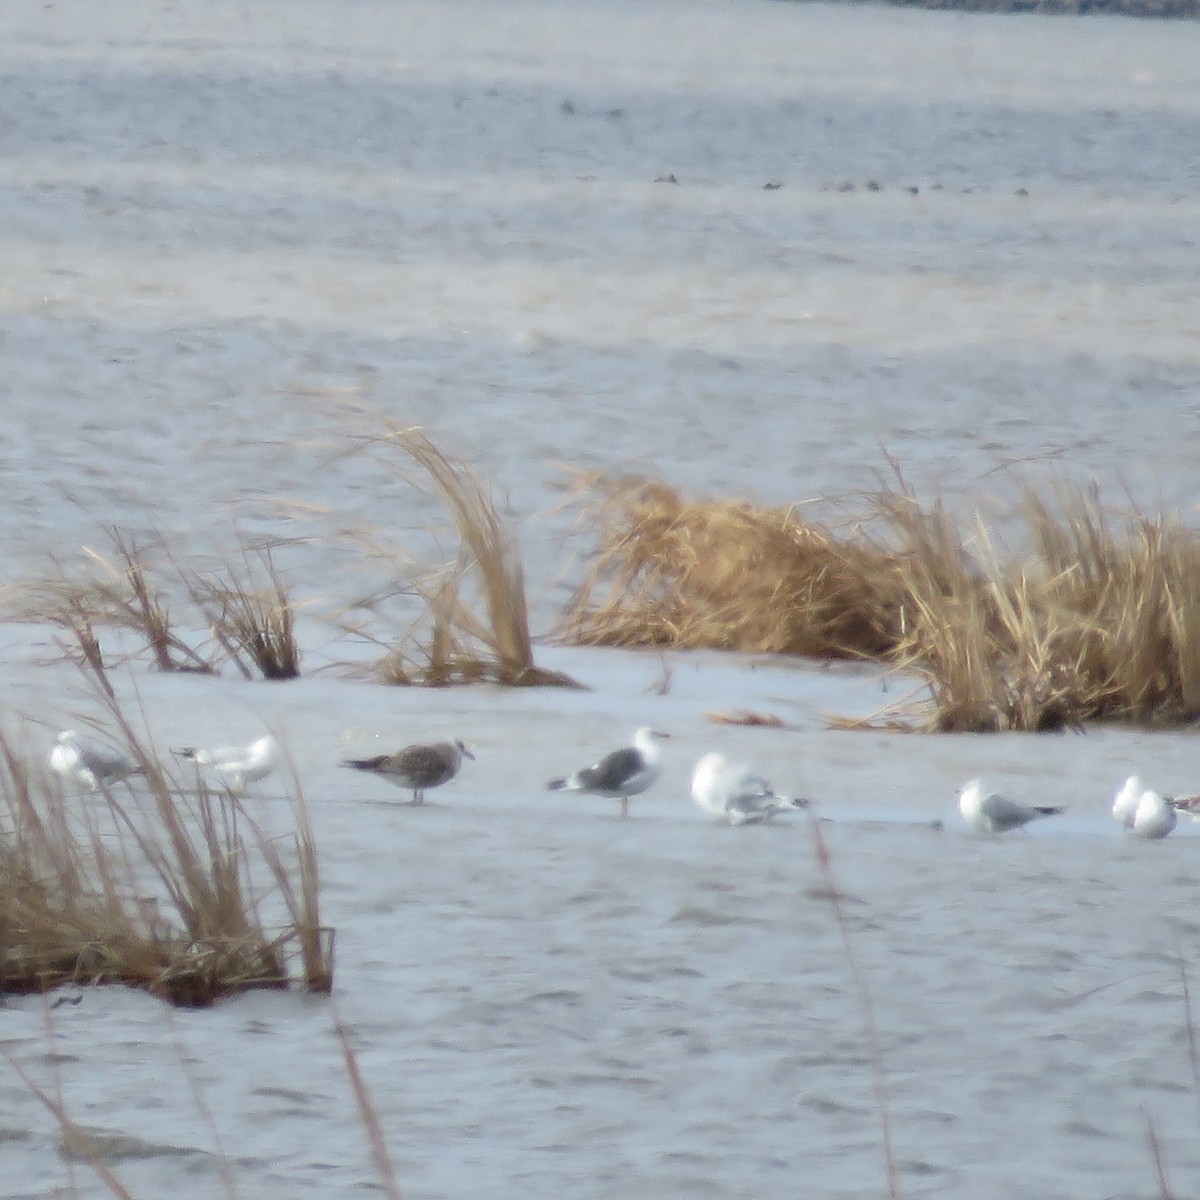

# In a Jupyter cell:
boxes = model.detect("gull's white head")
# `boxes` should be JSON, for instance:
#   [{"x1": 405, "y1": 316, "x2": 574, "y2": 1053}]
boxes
[{"x1": 1112, "y1": 775, "x2": 1143, "y2": 827}]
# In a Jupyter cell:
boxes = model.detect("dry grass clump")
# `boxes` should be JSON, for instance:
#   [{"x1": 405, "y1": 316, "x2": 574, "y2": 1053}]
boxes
[
  {"x1": 560, "y1": 473, "x2": 1200, "y2": 732},
  {"x1": 334, "y1": 411, "x2": 579, "y2": 688},
  {"x1": 182, "y1": 542, "x2": 301, "y2": 680},
  {"x1": 558, "y1": 474, "x2": 901, "y2": 658},
  {"x1": 0, "y1": 674, "x2": 331, "y2": 1005},
  {"x1": 17, "y1": 528, "x2": 302, "y2": 681},
  {"x1": 25, "y1": 527, "x2": 214, "y2": 674}
]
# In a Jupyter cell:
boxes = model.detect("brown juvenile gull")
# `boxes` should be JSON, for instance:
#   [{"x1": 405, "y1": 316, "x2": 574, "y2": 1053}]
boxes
[
  {"x1": 342, "y1": 738, "x2": 474, "y2": 804},
  {"x1": 546, "y1": 726, "x2": 669, "y2": 819}
]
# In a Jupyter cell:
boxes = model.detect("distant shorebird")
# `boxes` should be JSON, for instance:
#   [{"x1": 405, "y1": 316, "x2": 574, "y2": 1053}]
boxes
[
  {"x1": 343, "y1": 738, "x2": 473, "y2": 804},
  {"x1": 173, "y1": 734, "x2": 278, "y2": 794},
  {"x1": 547, "y1": 726, "x2": 668, "y2": 818},
  {"x1": 958, "y1": 778, "x2": 1064, "y2": 834},
  {"x1": 49, "y1": 729, "x2": 141, "y2": 791},
  {"x1": 691, "y1": 751, "x2": 808, "y2": 826}
]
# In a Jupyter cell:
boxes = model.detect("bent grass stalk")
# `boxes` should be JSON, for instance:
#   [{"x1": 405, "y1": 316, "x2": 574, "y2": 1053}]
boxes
[
  {"x1": 330, "y1": 408, "x2": 578, "y2": 688},
  {"x1": 16, "y1": 525, "x2": 305, "y2": 681},
  {"x1": 804, "y1": 814, "x2": 901, "y2": 1200}
]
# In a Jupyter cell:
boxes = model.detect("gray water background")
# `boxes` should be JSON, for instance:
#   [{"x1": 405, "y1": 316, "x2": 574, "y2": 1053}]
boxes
[{"x1": 1, "y1": 1, "x2": 1199, "y2": 1197}]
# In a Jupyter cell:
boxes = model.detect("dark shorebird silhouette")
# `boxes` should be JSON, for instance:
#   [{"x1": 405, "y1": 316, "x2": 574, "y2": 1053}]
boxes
[
  {"x1": 546, "y1": 726, "x2": 668, "y2": 819},
  {"x1": 343, "y1": 738, "x2": 473, "y2": 804},
  {"x1": 958, "y1": 778, "x2": 1063, "y2": 833}
]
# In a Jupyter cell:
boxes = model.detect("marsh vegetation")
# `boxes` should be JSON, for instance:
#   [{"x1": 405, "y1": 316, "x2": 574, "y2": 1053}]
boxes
[
  {"x1": 0, "y1": 665, "x2": 331, "y2": 1006},
  {"x1": 558, "y1": 472, "x2": 1200, "y2": 732}
]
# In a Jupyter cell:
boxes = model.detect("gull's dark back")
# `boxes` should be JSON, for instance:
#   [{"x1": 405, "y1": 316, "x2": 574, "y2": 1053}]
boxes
[{"x1": 577, "y1": 746, "x2": 642, "y2": 795}]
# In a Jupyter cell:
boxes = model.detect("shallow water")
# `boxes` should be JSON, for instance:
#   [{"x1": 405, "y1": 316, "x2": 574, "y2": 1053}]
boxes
[{"x1": 2, "y1": 1, "x2": 1200, "y2": 1197}]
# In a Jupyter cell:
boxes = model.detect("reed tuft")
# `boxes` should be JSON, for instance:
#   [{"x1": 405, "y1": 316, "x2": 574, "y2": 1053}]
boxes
[
  {"x1": 182, "y1": 541, "x2": 302, "y2": 681},
  {"x1": 560, "y1": 472, "x2": 1200, "y2": 732},
  {"x1": 559, "y1": 473, "x2": 899, "y2": 659},
  {"x1": 21, "y1": 527, "x2": 214, "y2": 674},
  {"x1": 334, "y1": 410, "x2": 579, "y2": 688},
  {"x1": 0, "y1": 666, "x2": 331, "y2": 1005},
  {"x1": 15, "y1": 527, "x2": 303, "y2": 682}
]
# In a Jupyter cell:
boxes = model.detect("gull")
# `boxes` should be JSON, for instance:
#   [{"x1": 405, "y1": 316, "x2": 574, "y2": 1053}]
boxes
[
  {"x1": 547, "y1": 726, "x2": 668, "y2": 818},
  {"x1": 1128, "y1": 787, "x2": 1177, "y2": 840},
  {"x1": 49, "y1": 729, "x2": 141, "y2": 791},
  {"x1": 172, "y1": 734, "x2": 278, "y2": 794},
  {"x1": 1169, "y1": 791, "x2": 1200, "y2": 821},
  {"x1": 958, "y1": 778, "x2": 1064, "y2": 834},
  {"x1": 1111, "y1": 774, "x2": 1143, "y2": 828},
  {"x1": 343, "y1": 738, "x2": 473, "y2": 805},
  {"x1": 691, "y1": 751, "x2": 809, "y2": 826}
]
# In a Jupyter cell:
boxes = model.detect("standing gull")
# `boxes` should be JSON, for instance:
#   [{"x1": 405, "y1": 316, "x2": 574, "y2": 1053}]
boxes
[
  {"x1": 691, "y1": 751, "x2": 809, "y2": 826},
  {"x1": 343, "y1": 739, "x2": 473, "y2": 805},
  {"x1": 49, "y1": 729, "x2": 141, "y2": 791},
  {"x1": 958, "y1": 778, "x2": 1064, "y2": 834},
  {"x1": 173, "y1": 734, "x2": 278, "y2": 795},
  {"x1": 547, "y1": 726, "x2": 668, "y2": 818}
]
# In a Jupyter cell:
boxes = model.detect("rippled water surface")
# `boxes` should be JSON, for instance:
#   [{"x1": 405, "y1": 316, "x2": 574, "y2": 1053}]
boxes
[{"x1": 2, "y1": 1, "x2": 1200, "y2": 1197}]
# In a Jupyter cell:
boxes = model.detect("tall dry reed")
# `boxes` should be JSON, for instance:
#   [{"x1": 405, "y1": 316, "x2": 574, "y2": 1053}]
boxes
[
  {"x1": 0, "y1": 663, "x2": 331, "y2": 1004},
  {"x1": 560, "y1": 472, "x2": 1200, "y2": 732},
  {"x1": 23, "y1": 527, "x2": 214, "y2": 674},
  {"x1": 182, "y1": 540, "x2": 302, "y2": 680},
  {"x1": 332, "y1": 408, "x2": 578, "y2": 687},
  {"x1": 16, "y1": 526, "x2": 303, "y2": 681}
]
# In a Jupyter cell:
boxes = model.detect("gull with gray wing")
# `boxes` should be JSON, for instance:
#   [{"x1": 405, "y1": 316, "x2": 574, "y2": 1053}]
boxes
[
  {"x1": 691, "y1": 751, "x2": 809, "y2": 826},
  {"x1": 958, "y1": 778, "x2": 1063, "y2": 834},
  {"x1": 49, "y1": 729, "x2": 142, "y2": 791},
  {"x1": 547, "y1": 726, "x2": 668, "y2": 818},
  {"x1": 173, "y1": 734, "x2": 278, "y2": 795}
]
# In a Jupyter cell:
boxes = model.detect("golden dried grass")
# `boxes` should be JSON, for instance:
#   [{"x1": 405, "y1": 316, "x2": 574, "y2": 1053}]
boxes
[
  {"x1": 333, "y1": 410, "x2": 579, "y2": 688},
  {"x1": 182, "y1": 541, "x2": 302, "y2": 681},
  {"x1": 17, "y1": 527, "x2": 303, "y2": 681},
  {"x1": 23, "y1": 527, "x2": 214, "y2": 674},
  {"x1": 560, "y1": 472, "x2": 1200, "y2": 732},
  {"x1": 0, "y1": 666, "x2": 331, "y2": 1005},
  {"x1": 558, "y1": 474, "x2": 900, "y2": 658}
]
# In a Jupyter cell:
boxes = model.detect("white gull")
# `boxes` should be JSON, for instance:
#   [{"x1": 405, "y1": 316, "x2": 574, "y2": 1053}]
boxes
[
  {"x1": 1128, "y1": 787, "x2": 1177, "y2": 840},
  {"x1": 691, "y1": 751, "x2": 808, "y2": 826},
  {"x1": 958, "y1": 778, "x2": 1064, "y2": 834},
  {"x1": 1111, "y1": 774, "x2": 1143, "y2": 828},
  {"x1": 173, "y1": 734, "x2": 278, "y2": 795}
]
